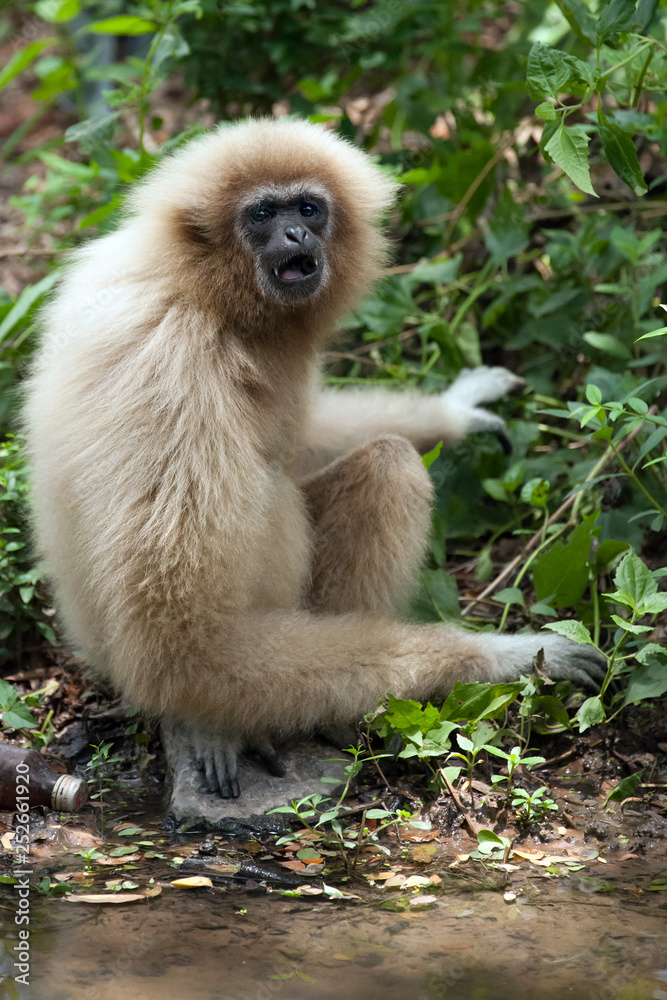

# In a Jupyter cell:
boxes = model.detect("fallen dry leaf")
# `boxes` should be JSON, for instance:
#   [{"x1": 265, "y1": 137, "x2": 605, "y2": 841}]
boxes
[
  {"x1": 65, "y1": 893, "x2": 146, "y2": 904},
  {"x1": 171, "y1": 876, "x2": 213, "y2": 888},
  {"x1": 97, "y1": 854, "x2": 142, "y2": 865},
  {"x1": 383, "y1": 874, "x2": 407, "y2": 887},
  {"x1": 403, "y1": 875, "x2": 432, "y2": 889},
  {"x1": 513, "y1": 848, "x2": 545, "y2": 861}
]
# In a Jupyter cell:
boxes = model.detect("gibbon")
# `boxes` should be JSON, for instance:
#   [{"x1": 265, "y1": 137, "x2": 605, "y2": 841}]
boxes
[{"x1": 23, "y1": 118, "x2": 604, "y2": 798}]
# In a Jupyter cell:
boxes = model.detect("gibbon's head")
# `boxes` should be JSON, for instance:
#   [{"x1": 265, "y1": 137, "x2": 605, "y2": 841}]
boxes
[{"x1": 127, "y1": 118, "x2": 399, "y2": 327}]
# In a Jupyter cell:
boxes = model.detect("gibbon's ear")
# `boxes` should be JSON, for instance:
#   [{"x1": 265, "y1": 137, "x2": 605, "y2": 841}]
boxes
[{"x1": 180, "y1": 207, "x2": 215, "y2": 249}]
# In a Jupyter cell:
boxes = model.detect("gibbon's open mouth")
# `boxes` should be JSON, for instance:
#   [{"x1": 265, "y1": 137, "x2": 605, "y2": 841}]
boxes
[{"x1": 273, "y1": 253, "x2": 319, "y2": 282}]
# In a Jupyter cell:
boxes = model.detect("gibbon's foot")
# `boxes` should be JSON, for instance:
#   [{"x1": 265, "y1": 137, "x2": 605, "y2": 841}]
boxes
[
  {"x1": 247, "y1": 741, "x2": 287, "y2": 779},
  {"x1": 442, "y1": 366, "x2": 526, "y2": 451},
  {"x1": 189, "y1": 728, "x2": 242, "y2": 798},
  {"x1": 486, "y1": 632, "x2": 607, "y2": 691},
  {"x1": 189, "y1": 727, "x2": 286, "y2": 798}
]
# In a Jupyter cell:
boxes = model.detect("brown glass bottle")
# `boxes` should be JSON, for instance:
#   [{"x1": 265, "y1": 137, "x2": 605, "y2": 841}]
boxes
[{"x1": 0, "y1": 744, "x2": 88, "y2": 811}]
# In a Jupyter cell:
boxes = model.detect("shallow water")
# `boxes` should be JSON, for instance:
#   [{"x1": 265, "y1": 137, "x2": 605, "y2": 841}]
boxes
[{"x1": 3, "y1": 866, "x2": 666, "y2": 1000}]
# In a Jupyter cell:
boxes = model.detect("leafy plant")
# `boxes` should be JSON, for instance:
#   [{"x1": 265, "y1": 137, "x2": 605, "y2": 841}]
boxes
[
  {"x1": 269, "y1": 746, "x2": 417, "y2": 871},
  {"x1": 85, "y1": 740, "x2": 123, "y2": 832},
  {"x1": 511, "y1": 785, "x2": 559, "y2": 824},
  {"x1": 487, "y1": 745, "x2": 548, "y2": 801},
  {"x1": 0, "y1": 677, "x2": 39, "y2": 731}
]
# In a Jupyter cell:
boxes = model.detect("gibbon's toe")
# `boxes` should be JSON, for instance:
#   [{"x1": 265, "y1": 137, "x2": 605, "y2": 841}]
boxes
[{"x1": 248, "y1": 740, "x2": 287, "y2": 778}]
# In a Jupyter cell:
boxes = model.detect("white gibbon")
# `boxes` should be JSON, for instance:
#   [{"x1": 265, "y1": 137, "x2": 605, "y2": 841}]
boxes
[{"x1": 23, "y1": 118, "x2": 604, "y2": 797}]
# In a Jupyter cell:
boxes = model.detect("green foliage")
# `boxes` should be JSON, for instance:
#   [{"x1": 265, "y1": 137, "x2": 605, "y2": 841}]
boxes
[
  {"x1": 0, "y1": 438, "x2": 53, "y2": 661},
  {"x1": 0, "y1": 676, "x2": 39, "y2": 731},
  {"x1": 86, "y1": 740, "x2": 123, "y2": 832},
  {"x1": 511, "y1": 785, "x2": 559, "y2": 824},
  {"x1": 269, "y1": 746, "x2": 414, "y2": 870}
]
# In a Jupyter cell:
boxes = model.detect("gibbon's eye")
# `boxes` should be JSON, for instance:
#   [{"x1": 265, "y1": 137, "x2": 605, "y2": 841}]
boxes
[
  {"x1": 250, "y1": 205, "x2": 275, "y2": 223},
  {"x1": 299, "y1": 202, "x2": 319, "y2": 218}
]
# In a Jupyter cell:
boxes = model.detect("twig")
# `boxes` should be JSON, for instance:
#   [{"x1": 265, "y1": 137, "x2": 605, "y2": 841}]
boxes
[
  {"x1": 440, "y1": 768, "x2": 479, "y2": 838},
  {"x1": 462, "y1": 408, "x2": 657, "y2": 616},
  {"x1": 446, "y1": 135, "x2": 515, "y2": 243}
]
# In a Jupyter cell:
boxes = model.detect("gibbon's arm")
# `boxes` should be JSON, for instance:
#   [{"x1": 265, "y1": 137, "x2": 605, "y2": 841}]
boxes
[{"x1": 296, "y1": 366, "x2": 525, "y2": 475}]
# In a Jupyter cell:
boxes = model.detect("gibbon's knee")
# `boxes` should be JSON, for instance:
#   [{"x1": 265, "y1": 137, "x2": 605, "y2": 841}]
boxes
[{"x1": 303, "y1": 434, "x2": 433, "y2": 616}]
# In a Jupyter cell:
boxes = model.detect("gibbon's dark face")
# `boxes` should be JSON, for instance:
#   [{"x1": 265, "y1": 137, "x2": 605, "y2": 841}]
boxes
[{"x1": 242, "y1": 192, "x2": 329, "y2": 302}]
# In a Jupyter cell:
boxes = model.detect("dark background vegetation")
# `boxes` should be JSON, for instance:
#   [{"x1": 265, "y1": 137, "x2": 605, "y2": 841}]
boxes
[{"x1": 0, "y1": 0, "x2": 665, "y2": 750}]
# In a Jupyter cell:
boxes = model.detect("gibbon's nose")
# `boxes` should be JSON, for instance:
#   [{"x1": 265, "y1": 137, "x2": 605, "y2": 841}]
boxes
[{"x1": 284, "y1": 225, "x2": 307, "y2": 245}]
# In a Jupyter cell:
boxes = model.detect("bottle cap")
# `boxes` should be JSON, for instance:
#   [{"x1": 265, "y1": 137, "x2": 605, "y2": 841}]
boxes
[{"x1": 51, "y1": 774, "x2": 88, "y2": 812}]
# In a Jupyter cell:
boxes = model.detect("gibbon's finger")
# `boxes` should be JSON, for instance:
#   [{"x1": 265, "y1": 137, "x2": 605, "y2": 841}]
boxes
[
  {"x1": 200, "y1": 744, "x2": 241, "y2": 798},
  {"x1": 445, "y1": 366, "x2": 526, "y2": 407},
  {"x1": 562, "y1": 645, "x2": 608, "y2": 685},
  {"x1": 496, "y1": 429, "x2": 513, "y2": 455}
]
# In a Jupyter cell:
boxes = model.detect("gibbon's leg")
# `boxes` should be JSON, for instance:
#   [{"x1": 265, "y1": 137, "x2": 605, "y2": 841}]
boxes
[
  {"x1": 301, "y1": 433, "x2": 433, "y2": 748},
  {"x1": 301, "y1": 434, "x2": 433, "y2": 617},
  {"x1": 294, "y1": 366, "x2": 526, "y2": 476}
]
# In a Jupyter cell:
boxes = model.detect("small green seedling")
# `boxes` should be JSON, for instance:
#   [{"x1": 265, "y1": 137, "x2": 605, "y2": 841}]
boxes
[
  {"x1": 511, "y1": 785, "x2": 558, "y2": 824},
  {"x1": 487, "y1": 745, "x2": 546, "y2": 800}
]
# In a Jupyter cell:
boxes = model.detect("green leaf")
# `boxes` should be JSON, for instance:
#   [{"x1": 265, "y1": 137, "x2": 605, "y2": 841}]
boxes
[
  {"x1": 636, "y1": 326, "x2": 667, "y2": 341},
  {"x1": 597, "y1": 0, "x2": 638, "y2": 42},
  {"x1": 35, "y1": 0, "x2": 80, "y2": 23},
  {"x1": 555, "y1": 0, "x2": 597, "y2": 42},
  {"x1": 87, "y1": 16, "x2": 157, "y2": 35},
  {"x1": 108, "y1": 845, "x2": 143, "y2": 857},
  {"x1": 1, "y1": 702, "x2": 38, "y2": 730},
  {"x1": 640, "y1": 593, "x2": 667, "y2": 614},
  {"x1": 526, "y1": 43, "x2": 593, "y2": 101},
  {"x1": 495, "y1": 587, "x2": 525, "y2": 607},
  {"x1": 0, "y1": 39, "x2": 55, "y2": 92},
  {"x1": 576, "y1": 695, "x2": 605, "y2": 733},
  {"x1": 544, "y1": 123, "x2": 597, "y2": 197},
  {"x1": 614, "y1": 550, "x2": 656, "y2": 608},
  {"x1": 529, "y1": 601, "x2": 558, "y2": 618},
  {"x1": 604, "y1": 770, "x2": 643, "y2": 804},
  {"x1": 582, "y1": 332, "x2": 632, "y2": 359},
  {"x1": 610, "y1": 614, "x2": 653, "y2": 634},
  {"x1": 585, "y1": 383, "x2": 603, "y2": 405},
  {"x1": 422, "y1": 441, "x2": 443, "y2": 469},
  {"x1": 65, "y1": 111, "x2": 120, "y2": 152},
  {"x1": 593, "y1": 540, "x2": 629, "y2": 572},
  {"x1": 533, "y1": 512, "x2": 599, "y2": 608},
  {"x1": 0, "y1": 272, "x2": 59, "y2": 344},
  {"x1": 520, "y1": 477, "x2": 549, "y2": 508},
  {"x1": 543, "y1": 620, "x2": 595, "y2": 645},
  {"x1": 484, "y1": 188, "x2": 529, "y2": 263},
  {"x1": 421, "y1": 568, "x2": 460, "y2": 621},
  {"x1": 624, "y1": 657, "x2": 667, "y2": 705},
  {"x1": 598, "y1": 110, "x2": 647, "y2": 197},
  {"x1": 534, "y1": 101, "x2": 557, "y2": 121}
]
